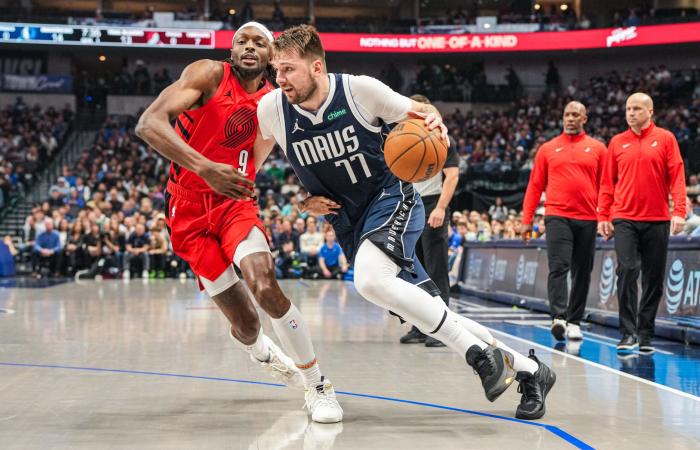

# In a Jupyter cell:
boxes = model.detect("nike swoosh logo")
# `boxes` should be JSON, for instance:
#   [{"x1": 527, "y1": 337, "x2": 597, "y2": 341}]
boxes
[
  {"x1": 622, "y1": 143, "x2": 631, "y2": 148},
  {"x1": 555, "y1": 147, "x2": 564, "y2": 152}
]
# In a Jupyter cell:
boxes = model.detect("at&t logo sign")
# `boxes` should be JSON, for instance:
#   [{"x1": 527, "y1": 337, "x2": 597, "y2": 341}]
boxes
[
  {"x1": 599, "y1": 256, "x2": 617, "y2": 304},
  {"x1": 515, "y1": 255, "x2": 525, "y2": 290},
  {"x1": 664, "y1": 259, "x2": 700, "y2": 315}
]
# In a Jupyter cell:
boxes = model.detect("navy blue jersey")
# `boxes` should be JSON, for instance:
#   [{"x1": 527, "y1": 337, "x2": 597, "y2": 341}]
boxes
[{"x1": 279, "y1": 73, "x2": 397, "y2": 224}]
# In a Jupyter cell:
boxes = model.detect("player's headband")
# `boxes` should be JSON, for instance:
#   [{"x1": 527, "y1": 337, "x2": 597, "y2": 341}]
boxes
[{"x1": 233, "y1": 22, "x2": 274, "y2": 45}]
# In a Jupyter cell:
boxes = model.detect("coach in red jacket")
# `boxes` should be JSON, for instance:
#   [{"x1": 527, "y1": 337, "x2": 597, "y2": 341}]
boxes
[
  {"x1": 598, "y1": 92, "x2": 686, "y2": 355},
  {"x1": 521, "y1": 101, "x2": 606, "y2": 342}
]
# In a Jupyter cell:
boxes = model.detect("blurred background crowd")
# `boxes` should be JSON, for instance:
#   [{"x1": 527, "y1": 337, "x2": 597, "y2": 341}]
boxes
[{"x1": 2, "y1": 59, "x2": 699, "y2": 280}]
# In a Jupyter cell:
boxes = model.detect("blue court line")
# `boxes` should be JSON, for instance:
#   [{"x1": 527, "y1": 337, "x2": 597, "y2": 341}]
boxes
[{"x1": 0, "y1": 361, "x2": 593, "y2": 449}]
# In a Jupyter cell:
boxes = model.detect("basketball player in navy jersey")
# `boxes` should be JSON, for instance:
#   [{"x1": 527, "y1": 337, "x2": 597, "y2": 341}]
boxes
[{"x1": 251, "y1": 25, "x2": 555, "y2": 419}]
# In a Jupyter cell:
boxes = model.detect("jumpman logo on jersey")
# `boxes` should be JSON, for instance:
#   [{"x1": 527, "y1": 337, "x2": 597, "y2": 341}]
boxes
[{"x1": 292, "y1": 118, "x2": 305, "y2": 134}]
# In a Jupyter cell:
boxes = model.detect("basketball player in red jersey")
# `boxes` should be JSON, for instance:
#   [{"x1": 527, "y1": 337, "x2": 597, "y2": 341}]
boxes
[{"x1": 135, "y1": 22, "x2": 343, "y2": 423}]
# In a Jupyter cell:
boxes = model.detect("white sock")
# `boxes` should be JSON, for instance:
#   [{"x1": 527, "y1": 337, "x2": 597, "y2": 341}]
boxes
[
  {"x1": 452, "y1": 312, "x2": 538, "y2": 374},
  {"x1": 229, "y1": 328, "x2": 270, "y2": 362},
  {"x1": 354, "y1": 241, "x2": 486, "y2": 356},
  {"x1": 494, "y1": 339, "x2": 538, "y2": 374},
  {"x1": 270, "y1": 303, "x2": 323, "y2": 386}
]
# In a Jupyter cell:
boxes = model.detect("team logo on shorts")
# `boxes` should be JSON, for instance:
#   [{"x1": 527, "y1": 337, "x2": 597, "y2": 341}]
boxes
[
  {"x1": 289, "y1": 319, "x2": 298, "y2": 329},
  {"x1": 220, "y1": 106, "x2": 256, "y2": 148}
]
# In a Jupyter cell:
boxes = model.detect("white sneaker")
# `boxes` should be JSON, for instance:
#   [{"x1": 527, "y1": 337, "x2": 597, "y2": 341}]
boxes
[
  {"x1": 123, "y1": 270, "x2": 130, "y2": 280},
  {"x1": 253, "y1": 335, "x2": 304, "y2": 389},
  {"x1": 304, "y1": 377, "x2": 343, "y2": 423},
  {"x1": 566, "y1": 323, "x2": 583, "y2": 341},
  {"x1": 551, "y1": 318, "x2": 566, "y2": 341}
]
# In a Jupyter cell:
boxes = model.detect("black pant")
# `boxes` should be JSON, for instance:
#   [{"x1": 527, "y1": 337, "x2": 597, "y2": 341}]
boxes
[
  {"x1": 613, "y1": 220, "x2": 670, "y2": 338},
  {"x1": 416, "y1": 195, "x2": 450, "y2": 305},
  {"x1": 545, "y1": 216, "x2": 597, "y2": 325},
  {"x1": 32, "y1": 250, "x2": 60, "y2": 274}
]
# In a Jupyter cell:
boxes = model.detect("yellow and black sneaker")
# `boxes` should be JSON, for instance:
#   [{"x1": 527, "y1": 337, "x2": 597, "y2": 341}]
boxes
[{"x1": 466, "y1": 344, "x2": 516, "y2": 402}]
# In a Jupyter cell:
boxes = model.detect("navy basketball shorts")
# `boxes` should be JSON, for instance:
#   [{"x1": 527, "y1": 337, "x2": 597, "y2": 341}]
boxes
[{"x1": 331, "y1": 180, "x2": 441, "y2": 298}]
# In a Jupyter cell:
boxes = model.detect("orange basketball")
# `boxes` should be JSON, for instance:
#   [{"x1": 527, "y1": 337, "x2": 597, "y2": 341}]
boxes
[{"x1": 384, "y1": 118, "x2": 448, "y2": 183}]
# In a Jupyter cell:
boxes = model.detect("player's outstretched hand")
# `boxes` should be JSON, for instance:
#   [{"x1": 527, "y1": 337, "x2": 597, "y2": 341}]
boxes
[
  {"x1": 200, "y1": 161, "x2": 255, "y2": 200},
  {"x1": 408, "y1": 111, "x2": 449, "y2": 147},
  {"x1": 300, "y1": 196, "x2": 341, "y2": 215}
]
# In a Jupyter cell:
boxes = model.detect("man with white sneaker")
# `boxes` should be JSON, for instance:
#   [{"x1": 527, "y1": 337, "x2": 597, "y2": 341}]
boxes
[{"x1": 520, "y1": 101, "x2": 607, "y2": 342}]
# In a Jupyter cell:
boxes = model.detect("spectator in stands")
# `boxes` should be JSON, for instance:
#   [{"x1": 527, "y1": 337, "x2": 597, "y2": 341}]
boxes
[
  {"x1": 687, "y1": 175, "x2": 700, "y2": 196},
  {"x1": 124, "y1": 223, "x2": 150, "y2": 279},
  {"x1": 32, "y1": 218, "x2": 61, "y2": 277},
  {"x1": 545, "y1": 62, "x2": 561, "y2": 93},
  {"x1": 281, "y1": 175, "x2": 300, "y2": 196},
  {"x1": 272, "y1": 1, "x2": 286, "y2": 29},
  {"x1": 148, "y1": 225, "x2": 168, "y2": 279},
  {"x1": 488, "y1": 197, "x2": 509, "y2": 222},
  {"x1": 683, "y1": 197, "x2": 700, "y2": 235},
  {"x1": 62, "y1": 221, "x2": 85, "y2": 276},
  {"x1": 318, "y1": 230, "x2": 348, "y2": 280},
  {"x1": 300, "y1": 216, "x2": 324, "y2": 271},
  {"x1": 274, "y1": 218, "x2": 299, "y2": 251}
]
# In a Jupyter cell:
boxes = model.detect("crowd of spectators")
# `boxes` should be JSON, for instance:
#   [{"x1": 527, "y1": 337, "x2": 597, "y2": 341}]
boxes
[
  {"x1": 5, "y1": 63, "x2": 700, "y2": 280},
  {"x1": 441, "y1": 64, "x2": 700, "y2": 180},
  {"x1": 0, "y1": 98, "x2": 73, "y2": 211}
]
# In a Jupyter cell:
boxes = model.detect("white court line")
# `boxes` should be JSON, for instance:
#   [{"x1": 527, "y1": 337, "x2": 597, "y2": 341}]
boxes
[
  {"x1": 465, "y1": 314, "x2": 551, "y2": 320},
  {"x1": 456, "y1": 300, "x2": 488, "y2": 310},
  {"x1": 580, "y1": 329, "x2": 676, "y2": 356},
  {"x1": 488, "y1": 327, "x2": 700, "y2": 403},
  {"x1": 532, "y1": 325, "x2": 675, "y2": 355}
]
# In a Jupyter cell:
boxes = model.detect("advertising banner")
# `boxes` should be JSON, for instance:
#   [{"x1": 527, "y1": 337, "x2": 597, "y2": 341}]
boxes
[
  {"x1": 1, "y1": 74, "x2": 73, "y2": 93},
  {"x1": 460, "y1": 241, "x2": 700, "y2": 319},
  {"x1": 215, "y1": 23, "x2": 700, "y2": 52}
]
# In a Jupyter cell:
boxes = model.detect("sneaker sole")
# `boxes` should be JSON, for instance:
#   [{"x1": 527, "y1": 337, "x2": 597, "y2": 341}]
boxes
[
  {"x1": 485, "y1": 350, "x2": 516, "y2": 402},
  {"x1": 551, "y1": 323, "x2": 566, "y2": 341},
  {"x1": 516, "y1": 366, "x2": 557, "y2": 420},
  {"x1": 617, "y1": 344, "x2": 639, "y2": 354},
  {"x1": 311, "y1": 414, "x2": 343, "y2": 424}
]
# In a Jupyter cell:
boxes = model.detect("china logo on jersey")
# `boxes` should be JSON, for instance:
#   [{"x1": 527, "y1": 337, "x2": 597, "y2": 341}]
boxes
[{"x1": 220, "y1": 106, "x2": 256, "y2": 149}]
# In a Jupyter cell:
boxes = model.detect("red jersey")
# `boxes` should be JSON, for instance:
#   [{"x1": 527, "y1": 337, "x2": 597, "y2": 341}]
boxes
[
  {"x1": 522, "y1": 131, "x2": 607, "y2": 225},
  {"x1": 171, "y1": 61, "x2": 272, "y2": 193},
  {"x1": 597, "y1": 122, "x2": 686, "y2": 222}
]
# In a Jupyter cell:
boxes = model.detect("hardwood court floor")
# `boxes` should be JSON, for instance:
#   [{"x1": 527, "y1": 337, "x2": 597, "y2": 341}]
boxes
[{"x1": 1, "y1": 279, "x2": 699, "y2": 449}]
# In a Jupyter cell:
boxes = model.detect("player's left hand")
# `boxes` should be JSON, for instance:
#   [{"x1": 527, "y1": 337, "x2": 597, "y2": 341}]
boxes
[
  {"x1": 408, "y1": 111, "x2": 449, "y2": 146},
  {"x1": 300, "y1": 196, "x2": 341, "y2": 215},
  {"x1": 427, "y1": 207, "x2": 445, "y2": 228},
  {"x1": 671, "y1": 215, "x2": 686, "y2": 235}
]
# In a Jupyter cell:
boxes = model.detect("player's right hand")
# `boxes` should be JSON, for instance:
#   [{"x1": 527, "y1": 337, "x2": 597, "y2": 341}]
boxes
[
  {"x1": 200, "y1": 161, "x2": 255, "y2": 199},
  {"x1": 519, "y1": 223, "x2": 533, "y2": 242},
  {"x1": 597, "y1": 221, "x2": 614, "y2": 240},
  {"x1": 300, "y1": 196, "x2": 341, "y2": 215}
]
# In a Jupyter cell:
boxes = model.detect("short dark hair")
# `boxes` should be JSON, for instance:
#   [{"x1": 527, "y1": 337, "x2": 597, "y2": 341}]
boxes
[
  {"x1": 273, "y1": 25, "x2": 325, "y2": 62},
  {"x1": 410, "y1": 94, "x2": 431, "y2": 104}
]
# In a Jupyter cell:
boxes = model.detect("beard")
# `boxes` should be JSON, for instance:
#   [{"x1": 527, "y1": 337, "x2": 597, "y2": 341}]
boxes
[
  {"x1": 287, "y1": 75, "x2": 318, "y2": 105},
  {"x1": 232, "y1": 56, "x2": 266, "y2": 81}
]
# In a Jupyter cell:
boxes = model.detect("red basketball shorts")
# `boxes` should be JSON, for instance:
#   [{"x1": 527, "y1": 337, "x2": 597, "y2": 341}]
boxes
[{"x1": 165, "y1": 181, "x2": 266, "y2": 287}]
